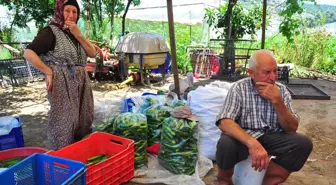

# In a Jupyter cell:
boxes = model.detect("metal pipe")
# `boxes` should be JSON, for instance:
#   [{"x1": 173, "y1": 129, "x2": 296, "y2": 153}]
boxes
[{"x1": 261, "y1": 0, "x2": 267, "y2": 49}]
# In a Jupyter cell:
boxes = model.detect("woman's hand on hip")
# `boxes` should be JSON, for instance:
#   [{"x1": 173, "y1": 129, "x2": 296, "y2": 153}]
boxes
[
  {"x1": 65, "y1": 21, "x2": 82, "y2": 37},
  {"x1": 45, "y1": 72, "x2": 53, "y2": 92}
]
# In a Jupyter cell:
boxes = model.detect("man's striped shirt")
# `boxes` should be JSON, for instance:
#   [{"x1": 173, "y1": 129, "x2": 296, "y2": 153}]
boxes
[{"x1": 216, "y1": 77, "x2": 299, "y2": 138}]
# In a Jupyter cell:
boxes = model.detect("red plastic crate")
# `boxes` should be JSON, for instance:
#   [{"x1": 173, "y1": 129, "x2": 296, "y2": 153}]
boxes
[{"x1": 47, "y1": 132, "x2": 134, "y2": 185}]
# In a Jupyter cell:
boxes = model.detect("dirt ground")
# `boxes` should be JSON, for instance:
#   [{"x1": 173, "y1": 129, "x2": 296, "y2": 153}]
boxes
[{"x1": 0, "y1": 77, "x2": 335, "y2": 185}]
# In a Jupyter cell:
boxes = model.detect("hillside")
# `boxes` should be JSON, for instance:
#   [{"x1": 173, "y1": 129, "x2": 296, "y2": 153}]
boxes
[{"x1": 239, "y1": 0, "x2": 336, "y2": 26}]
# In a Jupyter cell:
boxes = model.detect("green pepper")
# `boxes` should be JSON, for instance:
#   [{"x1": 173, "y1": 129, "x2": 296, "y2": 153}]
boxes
[
  {"x1": 162, "y1": 133, "x2": 176, "y2": 144},
  {"x1": 163, "y1": 125, "x2": 175, "y2": 136},
  {"x1": 162, "y1": 139, "x2": 186, "y2": 149}
]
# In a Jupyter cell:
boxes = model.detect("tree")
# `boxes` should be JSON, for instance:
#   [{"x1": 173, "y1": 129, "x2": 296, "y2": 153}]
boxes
[
  {"x1": 0, "y1": 0, "x2": 55, "y2": 29},
  {"x1": 81, "y1": 0, "x2": 107, "y2": 41},
  {"x1": 80, "y1": 0, "x2": 141, "y2": 44},
  {"x1": 276, "y1": 0, "x2": 316, "y2": 42},
  {"x1": 1, "y1": 0, "x2": 142, "y2": 43},
  {"x1": 0, "y1": 25, "x2": 14, "y2": 42},
  {"x1": 205, "y1": 2, "x2": 263, "y2": 73},
  {"x1": 205, "y1": 0, "x2": 317, "y2": 43},
  {"x1": 205, "y1": 3, "x2": 262, "y2": 40},
  {"x1": 121, "y1": 0, "x2": 140, "y2": 35},
  {"x1": 102, "y1": 0, "x2": 125, "y2": 41},
  {"x1": 0, "y1": 0, "x2": 55, "y2": 41}
]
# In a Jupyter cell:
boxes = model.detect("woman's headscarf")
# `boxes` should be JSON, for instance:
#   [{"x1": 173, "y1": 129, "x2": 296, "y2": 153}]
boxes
[{"x1": 49, "y1": 0, "x2": 80, "y2": 29}]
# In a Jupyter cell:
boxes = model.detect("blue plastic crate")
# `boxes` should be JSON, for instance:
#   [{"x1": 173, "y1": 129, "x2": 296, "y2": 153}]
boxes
[
  {"x1": 0, "y1": 117, "x2": 24, "y2": 151},
  {"x1": 0, "y1": 153, "x2": 86, "y2": 185}
]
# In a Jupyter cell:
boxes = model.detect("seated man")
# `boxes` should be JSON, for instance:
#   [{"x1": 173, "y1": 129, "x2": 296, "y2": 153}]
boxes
[{"x1": 216, "y1": 50, "x2": 312, "y2": 185}]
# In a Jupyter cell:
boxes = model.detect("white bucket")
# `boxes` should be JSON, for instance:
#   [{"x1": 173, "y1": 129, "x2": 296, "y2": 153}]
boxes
[{"x1": 232, "y1": 156, "x2": 267, "y2": 185}]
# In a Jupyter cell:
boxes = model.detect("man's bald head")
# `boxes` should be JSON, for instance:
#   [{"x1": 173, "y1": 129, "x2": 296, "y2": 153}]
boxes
[{"x1": 249, "y1": 50, "x2": 277, "y2": 71}]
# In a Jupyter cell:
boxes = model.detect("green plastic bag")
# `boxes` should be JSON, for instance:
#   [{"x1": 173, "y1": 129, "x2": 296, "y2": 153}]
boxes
[
  {"x1": 158, "y1": 117, "x2": 198, "y2": 175},
  {"x1": 145, "y1": 105, "x2": 172, "y2": 146}
]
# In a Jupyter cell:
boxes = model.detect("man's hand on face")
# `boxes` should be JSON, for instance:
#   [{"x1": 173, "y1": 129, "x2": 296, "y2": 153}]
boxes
[{"x1": 256, "y1": 82, "x2": 281, "y2": 104}]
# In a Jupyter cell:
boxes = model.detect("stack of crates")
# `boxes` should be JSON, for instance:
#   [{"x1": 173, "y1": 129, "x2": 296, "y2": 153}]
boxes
[{"x1": 0, "y1": 117, "x2": 135, "y2": 185}]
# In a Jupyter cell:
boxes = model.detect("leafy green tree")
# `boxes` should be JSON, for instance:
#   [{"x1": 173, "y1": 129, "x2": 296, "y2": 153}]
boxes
[
  {"x1": 0, "y1": 0, "x2": 55, "y2": 42},
  {"x1": 204, "y1": 2, "x2": 263, "y2": 73},
  {"x1": 81, "y1": 0, "x2": 124, "y2": 42},
  {"x1": 121, "y1": 0, "x2": 140, "y2": 35},
  {"x1": 278, "y1": 0, "x2": 315, "y2": 42},
  {"x1": 205, "y1": 3, "x2": 262, "y2": 40},
  {"x1": 205, "y1": 0, "x2": 317, "y2": 43},
  {"x1": 0, "y1": 20, "x2": 14, "y2": 42},
  {"x1": 80, "y1": 0, "x2": 140, "y2": 43},
  {"x1": 0, "y1": 0, "x2": 141, "y2": 43},
  {"x1": 81, "y1": 0, "x2": 105, "y2": 41},
  {"x1": 0, "y1": 0, "x2": 55, "y2": 29}
]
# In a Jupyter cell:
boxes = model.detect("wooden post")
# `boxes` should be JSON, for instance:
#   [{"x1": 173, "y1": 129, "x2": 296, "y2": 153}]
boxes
[
  {"x1": 261, "y1": 0, "x2": 267, "y2": 49},
  {"x1": 87, "y1": 0, "x2": 90, "y2": 38},
  {"x1": 166, "y1": 0, "x2": 180, "y2": 99}
]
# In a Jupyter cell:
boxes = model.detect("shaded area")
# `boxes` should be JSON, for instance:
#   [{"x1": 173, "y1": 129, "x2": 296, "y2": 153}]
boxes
[
  {"x1": 20, "y1": 113, "x2": 49, "y2": 149},
  {"x1": 0, "y1": 78, "x2": 336, "y2": 184}
]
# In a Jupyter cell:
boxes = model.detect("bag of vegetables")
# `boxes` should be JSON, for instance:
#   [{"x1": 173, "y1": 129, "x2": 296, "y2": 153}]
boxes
[
  {"x1": 139, "y1": 96, "x2": 161, "y2": 114},
  {"x1": 96, "y1": 112, "x2": 148, "y2": 169},
  {"x1": 95, "y1": 117, "x2": 115, "y2": 133},
  {"x1": 170, "y1": 100, "x2": 188, "y2": 108},
  {"x1": 158, "y1": 106, "x2": 199, "y2": 175},
  {"x1": 145, "y1": 105, "x2": 172, "y2": 146}
]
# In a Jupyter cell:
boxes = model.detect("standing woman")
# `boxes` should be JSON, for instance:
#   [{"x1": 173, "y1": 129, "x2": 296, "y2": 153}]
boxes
[{"x1": 24, "y1": 0, "x2": 96, "y2": 150}]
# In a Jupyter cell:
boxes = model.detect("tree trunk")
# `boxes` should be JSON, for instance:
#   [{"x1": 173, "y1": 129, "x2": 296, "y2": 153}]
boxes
[
  {"x1": 98, "y1": 0, "x2": 102, "y2": 27},
  {"x1": 110, "y1": 0, "x2": 116, "y2": 43},
  {"x1": 92, "y1": 16, "x2": 97, "y2": 40},
  {"x1": 221, "y1": 0, "x2": 237, "y2": 75},
  {"x1": 99, "y1": 0, "x2": 102, "y2": 24},
  {"x1": 87, "y1": 0, "x2": 90, "y2": 38},
  {"x1": 110, "y1": 14, "x2": 115, "y2": 44},
  {"x1": 122, "y1": 0, "x2": 133, "y2": 35}
]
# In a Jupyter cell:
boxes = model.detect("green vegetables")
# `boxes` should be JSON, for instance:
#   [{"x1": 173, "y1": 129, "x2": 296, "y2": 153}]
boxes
[
  {"x1": 86, "y1": 154, "x2": 110, "y2": 164},
  {"x1": 171, "y1": 100, "x2": 188, "y2": 108},
  {"x1": 158, "y1": 117, "x2": 198, "y2": 175},
  {"x1": 97, "y1": 113, "x2": 148, "y2": 169},
  {"x1": 139, "y1": 96, "x2": 160, "y2": 114},
  {"x1": 96, "y1": 102, "x2": 200, "y2": 174},
  {"x1": 145, "y1": 105, "x2": 172, "y2": 146},
  {"x1": 0, "y1": 157, "x2": 26, "y2": 168}
]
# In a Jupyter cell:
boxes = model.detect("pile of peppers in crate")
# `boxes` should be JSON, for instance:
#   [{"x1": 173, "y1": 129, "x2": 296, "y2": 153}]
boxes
[{"x1": 96, "y1": 112, "x2": 148, "y2": 169}]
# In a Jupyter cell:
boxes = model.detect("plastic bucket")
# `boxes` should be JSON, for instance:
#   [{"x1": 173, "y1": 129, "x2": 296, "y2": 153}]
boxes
[
  {"x1": 232, "y1": 156, "x2": 267, "y2": 185},
  {"x1": 0, "y1": 147, "x2": 48, "y2": 161},
  {"x1": 0, "y1": 147, "x2": 48, "y2": 172}
]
